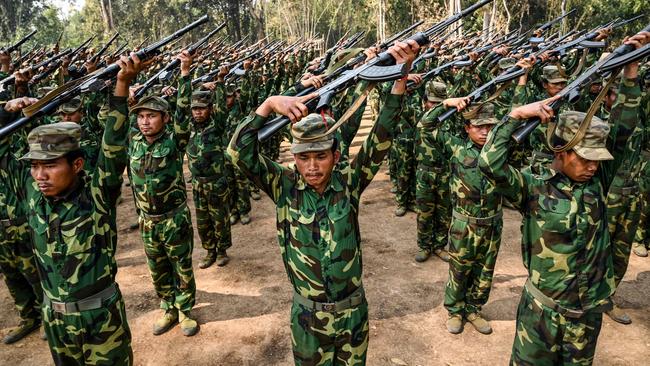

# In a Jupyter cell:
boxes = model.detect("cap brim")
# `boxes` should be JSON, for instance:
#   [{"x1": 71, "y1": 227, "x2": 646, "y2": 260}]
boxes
[
  {"x1": 290, "y1": 140, "x2": 334, "y2": 154},
  {"x1": 573, "y1": 146, "x2": 614, "y2": 161},
  {"x1": 130, "y1": 106, "x2": 167, "y2": 114},
  {"x1": 470, "y1": 118, "x2": 499, "y2": 126},
  {"x1": 191, "y1": 102, "x2": 209, "y2": 108},
  {"x1": 547, "y1": 78, "x2": 568, "y2": 84},
  {"x1": 427, "y1": 96, "x2": 444, "y2": 102},
  {"x1": 19, "y1": 151, "x2": 66, "y2": 161}
]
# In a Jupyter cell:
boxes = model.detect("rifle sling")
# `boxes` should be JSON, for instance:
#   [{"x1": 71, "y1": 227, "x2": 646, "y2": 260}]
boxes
[
  {"x1": 462, "y1": 81, "x2": 512, "y2": 120},
  {"x1": 545, "y1": 67, "x2": 621, "y2": 153},
  {"x1": 296, "y1": 82, "x2": 376, "y2": 142}
]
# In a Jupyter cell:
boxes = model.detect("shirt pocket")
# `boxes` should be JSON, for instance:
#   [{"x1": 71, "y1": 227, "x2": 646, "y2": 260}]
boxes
[
  {"x1": 536, "y1": 195, "x2": 572, "y2": 233},
  {"x1": 129, "y1": 148, "x2": 145, "y2": 175},
  {"x1": 150, "y1": 145, "x2": 173, "y2": 173}
]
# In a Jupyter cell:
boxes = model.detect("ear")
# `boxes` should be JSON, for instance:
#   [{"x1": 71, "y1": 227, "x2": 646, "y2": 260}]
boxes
[
  {"x1": 464, "y1": 124, "x2": 470, "y2": 134},
  {"x1": 163, "y1": 113, "x2": 171, "y2": 124},
  {"x1": 333, "y1": 150, "x2": 341, "y2": 164},
  {"x1": 72, "y1": 157, "x2": 85, "y2": 174}
]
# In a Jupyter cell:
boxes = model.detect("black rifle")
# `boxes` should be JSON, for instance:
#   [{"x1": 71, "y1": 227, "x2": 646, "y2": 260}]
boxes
[
  {"x1": 511, "y1": 23, "x2": 650, "y2": 143},
  {"x1": 134, "y1": 22, "x2": 226, "y2": 101},
  {"x1": 72, "y1": 32, "x2": 120, "y2": 77},
  {"x1": 0, "y1": 15, "x2": 210, "y2": 139},
  {"x1": 535, "y1": 9, "x2": 577, "y2": 34},
  {"x1": 2, "y1": 30, "x2": 37, "y2": 54},
  {"x1": 0, "y1": 49, "x2": 72, "y2": 89},
  {"x1": 257, "y1": 0, "x2": 493, "y2": 141}
]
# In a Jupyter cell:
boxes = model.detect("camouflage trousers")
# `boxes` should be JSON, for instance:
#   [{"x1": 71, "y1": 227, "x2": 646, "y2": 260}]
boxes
[
  {"x1": 192, "y1": 178, "x2": 231, "y2": 253},
  {"x1": 290, "y1": 299, "x2": 368, "y2": 366},
  {"x1": 510, "y1": 287, "x2": 602, "y2": 366},
  {"x1": 0, "y1": 223, "x2": 42, "y2": 322},
  {"x1": 226, "y1": 161, "x2": 251, "y2": 216},
  {"x1": 444, "y1": 213, "x2": 502, "y2": 316},
  {"x1": 607, "y1": 184, "x2": 642, "y2": 287},
  {"x1": 43, "y1": 287, "x2": 132, "y2": 366},
  {"x1": 139, "y1": 206, "x2": 196, "y2": 312},
  {"x1": 392, "y1": 133, "x2": 416, "y2": 207},
  {"x1": 634, "y1": 157, "x2": 650, "y2": 249},
  {"x1": 415, "y1": 165, "x2": 451, "y2": 251}
]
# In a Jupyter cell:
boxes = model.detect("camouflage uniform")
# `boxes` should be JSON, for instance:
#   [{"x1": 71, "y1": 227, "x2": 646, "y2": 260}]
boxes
[
  {"x1": 224, "y1": 83, "x2": 252, "y2": 221},
  {"x1": 479, "y1": 78, "x2": 640, "y2": 364},
  {"x1": 56, "y1": 96, "x2": 103, "y2": 173},
  {"x1": 227, "y1": 93, "x2": 403, "y2": 365},
  {"x1": 425, "y1": 103, "x2": 503, "y2": 319},
  {"x1": 128, "y1": 78, "x2": 196, "y2": 314},
  {"x1": 21, "y1": 108, "x2": 133, "y2": 364},
  {"x1": 415, "y1": 82, "x2": 452, "y2": 254},
  {"x1": 187, "y1": 90, "x2": 232, "y2": 259},
  {"x1": 634, "y1": 85, "x2": 650, "y2": 253}
]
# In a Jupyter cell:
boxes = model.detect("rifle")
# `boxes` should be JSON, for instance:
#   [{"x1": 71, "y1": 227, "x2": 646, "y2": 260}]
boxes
[
  {"x1": 135, "y1": 37, "x2": 149, "y2": 50},
  {"x1": 2, "y1": 30, "x2": 37, "y2": 54},
  {"x1": 0, "y1": 15, "x2": 210, "y2": 139},
  {"x1": 134, "y1": 22, "x2": 226, "y2": 100},
  {"x1": 12, "y1": 46, "x2": 38, "y2": 69},
  {"x1": 0, "y1": 49, "x2": 72, "y2": 89},
  {"x1": 66, "y1": 35, "x2": 96, "y2": 70},
  {"x1": 535, "y1": 9, "x2": 577, "y2": 34},
  {"x1": 611, "y1": 14, "x2": 646, "y2": 29},
  {"x1": 72, "y1": 32, "x2": 120, "y2": 77},
  {"x1": 511, "y1": 23, "x2": 650, "y2": 143},
  {"x1": 257, "y1": 0, "x2": 494, "y2": 141}
]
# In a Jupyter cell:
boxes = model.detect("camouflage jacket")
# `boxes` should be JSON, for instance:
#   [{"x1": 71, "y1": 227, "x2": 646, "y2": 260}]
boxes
[
  {"x1": 128, "y1": 76, "x2": 191, "y2": 215},
  {"x1": 424, "y1": 105, "x2": 502, "y2": 218},
  {"x1": 416, "y1": 104, "x2": 463, "y2": 170},
  {"x1": 187, "y1": 110, "x2": 230, "y2": 183},
  {"x1": 26, "y1": 95, "x2": 129, "y2": 302},
  {"x1": 478, "y1": 78, "x2": 640, "y2": 311},
  {"x1": 227, "y1": 93, "x2": 403, "y2": 302},
  {"x1": 0, "y1": 133, "x2": 29, "y2": 244}
]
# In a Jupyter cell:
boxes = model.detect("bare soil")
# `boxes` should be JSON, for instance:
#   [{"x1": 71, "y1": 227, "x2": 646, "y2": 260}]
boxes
[{"x1": 2, "y1": 116, "x2": 649, "y2": 365}]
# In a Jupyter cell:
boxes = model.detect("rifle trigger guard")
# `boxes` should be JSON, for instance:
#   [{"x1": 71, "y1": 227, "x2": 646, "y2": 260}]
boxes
[
  {"x1": 316, "y1": 91, "x2": 335, "y2": 112},
  {"x1": 358, "y1": 64, "x2": 407, "y2": 82}
]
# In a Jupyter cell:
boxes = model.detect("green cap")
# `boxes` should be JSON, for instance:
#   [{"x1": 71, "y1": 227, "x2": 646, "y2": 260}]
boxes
[
  {"x1": 542, "y1": 65, "x2": 567, "y2": 84},
  {"x1": 290, "y1": 113, "x2": 335, "y2": 154},
  {"x1": 225, "y1": 83, "x2": 237, "y2": 96},
  {"x1": 325, "y1": 48, "x2": 364, "y2": 75},
  {"x1": 554, "y1": 111, "x2": 613, "y2": 161},
  {"x1": 191, "y1": 90, "x2": 212, "y2": 108},
  {"x1": 498, "y1": 57, "x2": 516, "y2": 70},
  {"x1": 425, "y1": 81, "x2": 447, "y2": 102},
  {"x1": 467, "y1": 102, "x2": 499, "y2": 126},
  {"x1": 130, "y1": 95, "x2": 169, "y2": 114},
  {"x1": 56, "y1": 96, "x2": 82, "y2": 114},
  {"x1": 21, "y1": 122, "x2": 81, "y2": 161}
]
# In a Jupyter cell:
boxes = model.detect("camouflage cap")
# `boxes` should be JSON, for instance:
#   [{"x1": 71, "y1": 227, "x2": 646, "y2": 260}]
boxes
[
  {"x1": 468, "y1": 102, "x2": 499, "y2": 126},
  {"x1": 498, "y1": 57, "x2": 516, "y2": 70},
  {"x1": 130, "y1": 95, "x2": 169, "y2": 114},
  {"x1": 325, "y1": 48, "x2": 364, "y2": 75},
  {"x1": 191, "y1": 90, "x2": 212, "y2": 108},
  {"x1": 56, "y1": 96, "x2": 82, "y2": 114},
  {"x1": 554, "y1": 111, "x2": 613, "y2": 161},
  {"x1": 290, "y1": 113, "x2": 336, "y2": 154},
  {"x1": 542, "y1": 65, "x2": 567, "y2": 84},
  {"x1": 425, "y1": 81, "x2": 447, "y2": 102},
  {"x1": 20, "y1": 122, "x2": 81, "y2": 161},
  {"x1": 225, "y1": 83, "x2": 237, "y2": 96}
]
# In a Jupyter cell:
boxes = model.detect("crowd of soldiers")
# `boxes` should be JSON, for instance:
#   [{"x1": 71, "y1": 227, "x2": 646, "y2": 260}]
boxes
[{"x1": 0, "y1": 3, "x2": 649, "y2": 365}]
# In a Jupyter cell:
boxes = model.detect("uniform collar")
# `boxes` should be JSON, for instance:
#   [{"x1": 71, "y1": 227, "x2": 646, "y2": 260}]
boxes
[{"x1": 294, "y1": 166, "x2": 344, "y2": 193}]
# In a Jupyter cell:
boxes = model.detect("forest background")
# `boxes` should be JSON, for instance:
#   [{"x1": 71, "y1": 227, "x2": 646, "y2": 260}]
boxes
[{"x1": 0, "y1": 0, "x2": 646, "y2": 59}]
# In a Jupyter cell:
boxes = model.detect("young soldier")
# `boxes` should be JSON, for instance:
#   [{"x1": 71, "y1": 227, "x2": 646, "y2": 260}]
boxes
[
  {"x1": 227, "y1": 40, "x2": 418, "y2": 366},
  {"x1": 422, "y1": 101, "x2": 503, "y2": 335},
  {"x1": 56, "y1": 96, "x2": 103, "y2": 172},
  {"x1": 2, "y1": 50, "x2": 143, "y2": 365},
  {"x1": 187, "y1": 89, "x2": 232, "y2": 268},
  {"x1": 128, "y1": 50, "x2": 198, "y2": 336},
  {"x1": 479, "y1": 31, "x2": 647, "y2": 365}
]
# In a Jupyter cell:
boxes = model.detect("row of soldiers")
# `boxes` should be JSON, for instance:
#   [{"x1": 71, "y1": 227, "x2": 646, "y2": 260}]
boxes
[{"x1": 0, "y1": 10, "x2": 649, "y2": 366}]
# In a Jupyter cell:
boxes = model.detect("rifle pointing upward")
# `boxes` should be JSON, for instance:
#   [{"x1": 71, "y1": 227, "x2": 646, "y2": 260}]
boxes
[{"x1": 2, "y1": 30, "x2": 37, "y2": 54}]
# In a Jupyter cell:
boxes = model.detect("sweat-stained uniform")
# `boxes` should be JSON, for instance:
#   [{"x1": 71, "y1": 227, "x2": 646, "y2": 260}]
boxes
[{"x1": 227, "y1": 93, "x2": 403, "y2": 366}]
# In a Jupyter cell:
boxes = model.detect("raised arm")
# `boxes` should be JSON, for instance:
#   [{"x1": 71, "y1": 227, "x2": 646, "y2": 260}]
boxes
[{"x1": 172, "y1": 50, "x2": 193, "y2": 151}]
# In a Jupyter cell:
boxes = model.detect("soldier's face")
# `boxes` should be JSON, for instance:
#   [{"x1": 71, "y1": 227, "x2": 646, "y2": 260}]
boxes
[
  {"x1": 60, "y1": 111, "x2": 83, "y2": 123},
  {"x1": 30, "y1": 157, "x2": 84, "y2": 197},
  {"x1": 192, "y1": 106, "x2": 211, "y2": 124},
  {"x1": 294, "y1": 149, "x2": 340, "y2": 193},
  {"x1": 423, "y1": 100, "x2": 437, "y2": 111},
  {"x1": 543, "y1": 81, "x2": 566, "y2": 97},
  {"x1": 226, "y1": 95, "x2": 235, "y2": 109},
  {"x1": 464, "y1": 123, "x2": 494, "y2": 146},
  {"x1": 556, "y1": 151, "x2": 599, "y2": 182},
  {"x1": 137, "y1": 110, "x2": 169, "y2": 137},
  {"x1": 605, "y1": 90, "x2": 618, "y2": 110}
]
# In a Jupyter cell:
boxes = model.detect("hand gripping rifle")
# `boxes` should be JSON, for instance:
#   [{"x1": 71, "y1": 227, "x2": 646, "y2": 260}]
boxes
[
  {"x1": 511, "y1": 23, "x2": 650, "y2": 143},
  {"x1": 0, "y1": 49, "x2": 72, "y2": 89},
  {"x1": 0, "y1": 15, "x2": 210, "y2": 139},
  {"x1": 1, "y1": 30, "x2": 37, "y2": 54},
  {"x1": 134, "y1": 22, "x2": 226, "y2": 101},
  {"x1": 257, "y1": 0, "x2": 493, "y2": 142},
  {"x1": 72, "y1": 32, "x2": 120, "y2": 77}
]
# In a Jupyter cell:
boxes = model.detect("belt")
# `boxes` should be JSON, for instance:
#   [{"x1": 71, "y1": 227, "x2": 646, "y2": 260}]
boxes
[
  {"x1": 0, "y1": 216, "x2": 27, "y2": 228},
  {"x1": 609, "y1": 185, "x2": 638, "y2": 195},
  {"x1": 140, "y1": 204, "x2": 187, "y2": 223},
  {"x1": 531, "y1": 150, "x2": 554, "y2": 162},
  {"x1": 194, "y1": 175, "x2": 221, "y2": 184},
  {"x1": 452, "y1": 210, "x2": 502, "y2": 225},
  {"x1": 293, "y1": 286, "x2": 365, "y2": 313},
  {"x1": 524, "y1": 279, "x2": 612, "y2": 319},
  {"x1": 43, "y1": 283, "x2": 117, "y2": 315}
]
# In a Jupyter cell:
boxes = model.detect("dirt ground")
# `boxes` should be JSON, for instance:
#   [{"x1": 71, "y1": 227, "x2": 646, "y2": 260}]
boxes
[{"x1": 1, "y1": 118, "x2": 650, "y2": 365}]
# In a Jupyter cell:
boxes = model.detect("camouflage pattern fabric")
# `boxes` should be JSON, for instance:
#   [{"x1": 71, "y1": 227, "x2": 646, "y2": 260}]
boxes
[
  {"x1": 392, "y1": 93, "x2": 420, "y2": 208},
  {"x1": 227, "y1": 93, "x2": 403, "y2": 363},
  {"x1": 128, "y1": 76, "x2": 196, "y2": 313},
  {"x1": 26, "y1": 96, "x2": 133, "y2": 364},
  {"x1": 480, "y1": 78, "x2": 640, "y2": 363}
]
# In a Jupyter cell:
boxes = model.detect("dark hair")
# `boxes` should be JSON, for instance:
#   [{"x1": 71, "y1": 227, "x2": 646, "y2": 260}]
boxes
[
  {"x1": 330, "y1": 137, "x2": 339, "y2": 153},
  {"x1": 64, "y1": 149, "x2": 85, "y2": 166}
]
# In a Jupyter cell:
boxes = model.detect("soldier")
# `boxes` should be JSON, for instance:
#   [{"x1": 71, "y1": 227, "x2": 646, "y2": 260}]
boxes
[
  {"x1": 187, "y1": 89, "x2": 232, "y2": 268},
  {"x1": 128, "y1": 50, "x2": 198, "y2": 336},
  {"x1": 0, "y1": 99, "x2": 43, "y2": 344},
  {"x1": 56, "y1": 96, "x2": 103, "y2": 172},
  {"x1": 414, "y1": 81, "x2": 452, "y2": 263},
  {"x1": 227, "y1": 40, "x2": 417, "y2": 365},
  {"x1": 479, "y1": 31, "x2": 646, "y2": 365},
  {"x1": 3, "y1": 50, "x2": 143, "y2": 365}
]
